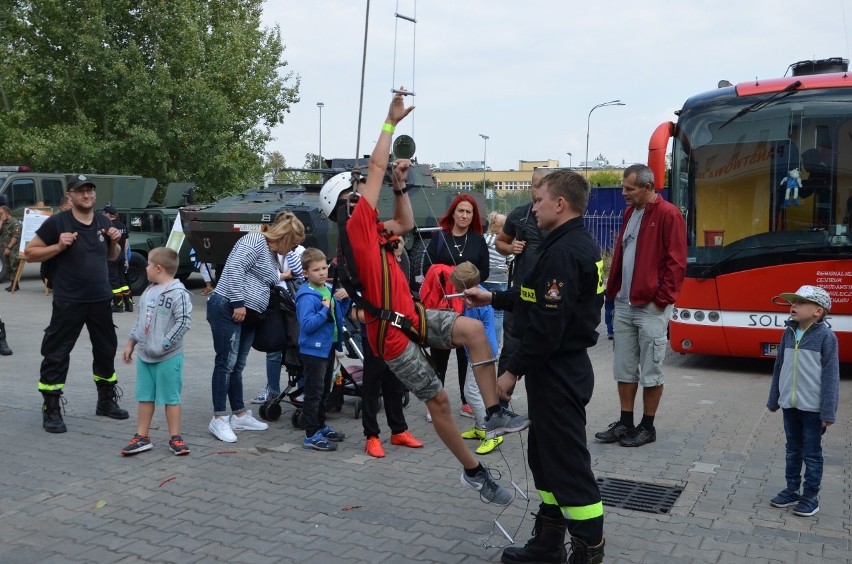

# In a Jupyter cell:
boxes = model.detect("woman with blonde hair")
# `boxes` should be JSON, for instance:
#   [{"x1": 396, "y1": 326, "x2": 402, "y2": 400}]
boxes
[
  {"x1": 483, "y1": 211, "x2": 508, "y2": 345},
  {"x1": 207, "y1": 212, "x2": 305, "y2": 442}
]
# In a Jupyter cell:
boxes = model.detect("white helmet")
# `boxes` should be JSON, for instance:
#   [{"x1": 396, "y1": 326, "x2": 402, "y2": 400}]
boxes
[{"x1": 319, "y1": 172, "x2": 355, "y2": 219}]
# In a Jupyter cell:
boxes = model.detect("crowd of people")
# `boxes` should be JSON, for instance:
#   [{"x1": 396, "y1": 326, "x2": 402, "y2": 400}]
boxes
[{"x1": 0, "y1": 89, "x2": 840, "y2": 564}]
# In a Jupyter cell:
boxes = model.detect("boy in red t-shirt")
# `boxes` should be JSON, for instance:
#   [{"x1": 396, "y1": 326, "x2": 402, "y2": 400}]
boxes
[{"x1": 319, "y1": 90, "x2": 528, "y2": 505}]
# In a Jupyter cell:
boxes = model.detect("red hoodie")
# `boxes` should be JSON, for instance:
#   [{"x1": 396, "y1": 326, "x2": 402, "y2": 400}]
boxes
[{"x1": 605, "y1": 196, "x2": 687, "y2": 309}]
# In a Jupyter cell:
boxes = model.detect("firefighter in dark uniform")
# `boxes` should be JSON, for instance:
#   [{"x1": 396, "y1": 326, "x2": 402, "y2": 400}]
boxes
[
  {"x1": 102, "y1": 205, "x2": 132, "y2": 312},
  {"x1": 467, "y1": 169, "x2": 606, "y2": 564}
]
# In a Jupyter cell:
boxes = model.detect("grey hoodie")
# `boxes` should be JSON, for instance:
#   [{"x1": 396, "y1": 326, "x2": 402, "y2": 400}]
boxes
[{"x1": 129, "y1": 279, "x2": 193, "y2": 362}]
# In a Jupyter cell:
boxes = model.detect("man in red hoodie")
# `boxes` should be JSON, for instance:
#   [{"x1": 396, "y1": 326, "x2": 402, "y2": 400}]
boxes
[{"x1": 595, "y1": 164, "x2": 686, "y2": 448}]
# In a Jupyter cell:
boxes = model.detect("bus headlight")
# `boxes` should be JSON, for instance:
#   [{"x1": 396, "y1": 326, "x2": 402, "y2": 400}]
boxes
[
  {"x1": 680, "y1": 310, "x2": 691, "y2": 320},
  {"x1": 694, "y1": 311, "x2": 705, "y2": 322},
  {"x1": 681, "y1": 339, "x2": 693, "y2": 350},
  {"x1": 708, "y1": 312, "x2": 720, "y2": 322}
]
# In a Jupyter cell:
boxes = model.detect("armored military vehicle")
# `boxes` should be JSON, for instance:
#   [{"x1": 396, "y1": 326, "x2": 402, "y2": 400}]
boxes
[
  {"x1": 0, "y1": 167, "x2": 195, "y2": 293},
  {"x1": 180, "y1": 159, "x2": 487, "y2": 283}
]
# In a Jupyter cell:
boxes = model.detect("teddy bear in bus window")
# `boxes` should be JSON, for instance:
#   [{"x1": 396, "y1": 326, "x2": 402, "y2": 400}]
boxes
[{"x1": 780, "y1": 168, "x2": 802, "y2": 207}]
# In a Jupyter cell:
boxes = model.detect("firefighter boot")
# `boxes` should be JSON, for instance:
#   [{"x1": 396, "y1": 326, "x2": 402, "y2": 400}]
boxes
[
  {"x1": 567, "y1": 536, "x2": 605, "y2": 564},
  {"x1": 124, "y1": 294, "x2": 134, "y2": 313},
  {"x1": 42, "y1": 393, "x2": 67, "y2": 433},
  {"x1": 0, "y1": 322, "x2": 12, "y2": 355},
  {"x1": 112, "y1": 296, "x2": 124, "y2": 313},
  {"x1": 501, "y1": 505, "x2": 567, "y2": 564},
  {"x1": 96, "y1": 383, "x2": 129, "y2": 419}
]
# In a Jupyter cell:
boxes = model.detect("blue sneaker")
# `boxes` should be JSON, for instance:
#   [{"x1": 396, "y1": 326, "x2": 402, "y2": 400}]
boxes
[
  {"x1": 303, "y1": 431, "x2": 337, "y2": 451},
  {"x1": 770, "y1": 488, "x2": 800, "y2": 508},
  {"x1": 792, "y1": 495, "x2": 819, "y2": 517},
  {"x1": 319, "y1": 425, "x2": 346, "y2": 442}
]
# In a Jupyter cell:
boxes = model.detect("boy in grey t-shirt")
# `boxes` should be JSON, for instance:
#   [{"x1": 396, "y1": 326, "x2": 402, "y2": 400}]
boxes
[{"x1": 120, "y1": 248, "x2": 193, "y2": 456}]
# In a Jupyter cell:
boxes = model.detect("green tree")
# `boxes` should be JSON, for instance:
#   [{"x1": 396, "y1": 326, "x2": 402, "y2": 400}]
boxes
[
  {"x1": 588, "y1": 170, "x2": 623, "y2": 187},
  {"x1": 0, "y1": 0, "x2": 299, "y2": 201}
]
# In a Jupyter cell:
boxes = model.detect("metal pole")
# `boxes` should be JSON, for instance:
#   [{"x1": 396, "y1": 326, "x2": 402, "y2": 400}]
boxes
[
  {"x1": 479, "y1": 133, "x2": 489, "y2": 193},
  {"x1": 317, "y1": 102, "x2": 324, "y2": 167},
  {"x1": 567, "y1": 152, "x2": 572, "y2": 168},
  {"x1": 584, "y1": 100, "x2": 625, "y2": 179}
]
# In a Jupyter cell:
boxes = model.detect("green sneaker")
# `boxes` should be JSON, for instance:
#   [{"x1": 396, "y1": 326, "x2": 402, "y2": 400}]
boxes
[
  {"x1": 476, "y1": 436, "x2": 504, "y2": 454},
  {"x1": 461, "y1": 427, "x2": 486, "y2": 440}
]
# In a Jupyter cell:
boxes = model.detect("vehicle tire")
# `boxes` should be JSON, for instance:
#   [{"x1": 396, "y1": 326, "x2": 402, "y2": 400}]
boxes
[
  {"x1": 126, "y1": 252, "x2": 149, "y2": 296},
  {"x1": 408, "y1": 238, "x2": 429, "y2": 291},
  {"x1": 260, "y1": 402, "x2": 282, "y2": 422}
]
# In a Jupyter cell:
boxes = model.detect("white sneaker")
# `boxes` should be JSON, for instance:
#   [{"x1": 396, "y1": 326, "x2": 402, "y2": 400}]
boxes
[
  {"x1": 230, "y1": 410, "x2": 268, "y2": 431},
  {"x1": 426, "y1": 407, "x2": 432, "y2": 423},
  {"x1": 209, "y1": 416, "x2": 237, "y2": 442}
]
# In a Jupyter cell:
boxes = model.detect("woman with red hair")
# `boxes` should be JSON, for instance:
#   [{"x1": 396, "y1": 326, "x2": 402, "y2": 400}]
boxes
[{"x1": 423, "y1": 194, "x2": 490, "y2": 420}]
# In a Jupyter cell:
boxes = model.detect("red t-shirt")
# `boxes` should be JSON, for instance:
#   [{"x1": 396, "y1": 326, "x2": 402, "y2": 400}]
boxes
[{"x1": 347, "y1": 199, "x2": 419, "y2": 360}]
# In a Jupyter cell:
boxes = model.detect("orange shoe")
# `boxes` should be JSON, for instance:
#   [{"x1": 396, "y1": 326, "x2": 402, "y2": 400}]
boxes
[
  {"x1": 365, "y1": 436, "x2": 385, "y2": 458},
  {"x1": 390, "y1": 430, "x2": 424, "y2": 448}
]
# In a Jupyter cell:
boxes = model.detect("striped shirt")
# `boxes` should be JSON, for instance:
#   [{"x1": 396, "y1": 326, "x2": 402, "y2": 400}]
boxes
[
  {"x1": 484, "y1": 232, "x2": 509, "y2": 284},
  {"x1": 213, "y1": 233, "x2": 280, "y2": 312}
]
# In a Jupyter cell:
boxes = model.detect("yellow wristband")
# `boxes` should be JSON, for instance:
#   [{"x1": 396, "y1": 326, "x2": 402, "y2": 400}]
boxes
[{"x1": 382, "y1": 123, "x2": 395, "y2": 134}]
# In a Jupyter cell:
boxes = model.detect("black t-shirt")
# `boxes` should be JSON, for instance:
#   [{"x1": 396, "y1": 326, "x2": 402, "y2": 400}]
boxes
[
  {"x1": 424, "y1": 229, "x2": 490, "y2": 283},
  {"x1": 36, "y1": 211, "x2": 112, "y2": 303},
  {"x1": 503, "y1": 202, "x2": 548, "y2": 290}
]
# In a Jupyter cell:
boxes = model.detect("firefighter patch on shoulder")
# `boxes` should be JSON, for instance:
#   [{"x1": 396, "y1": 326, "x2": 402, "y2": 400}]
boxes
[{"x1": 544, "y1": 278, "x2": 563, "y2": 306}]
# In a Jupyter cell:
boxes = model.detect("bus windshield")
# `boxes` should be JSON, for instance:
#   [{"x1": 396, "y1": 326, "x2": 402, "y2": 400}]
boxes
[{"x1": 670, "y1": 88, "x2": 852, "y2": 276}]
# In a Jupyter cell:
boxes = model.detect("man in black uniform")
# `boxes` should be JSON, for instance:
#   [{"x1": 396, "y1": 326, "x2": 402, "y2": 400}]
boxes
[
  {"x1": 102, "y1": 205, "x2": 132, "y2": 312},
  {"x1": 494, "y1": 167, "x2": 552, "y2": 376},
  {"x1": 26, "y1": 174, "x2": 129, "y2": 433},
  {"x1": 467, "y1": 169, "x2": 605, "y2": 564}
]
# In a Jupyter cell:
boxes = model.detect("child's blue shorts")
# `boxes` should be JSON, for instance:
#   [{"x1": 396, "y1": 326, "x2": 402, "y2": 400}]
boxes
[{"x1": 136, "y1": 353, "x2": 183, "y2": 405}]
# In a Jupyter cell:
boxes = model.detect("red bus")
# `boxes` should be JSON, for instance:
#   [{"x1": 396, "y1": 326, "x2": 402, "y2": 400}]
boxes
[{"x1": 649, "y1": 58, "x2": 852, "y2": 362}]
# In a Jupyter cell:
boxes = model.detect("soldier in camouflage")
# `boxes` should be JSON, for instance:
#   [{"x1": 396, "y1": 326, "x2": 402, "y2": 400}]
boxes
[{"x1": 0, "y1": 206, "x2": 23, "y2": 289}]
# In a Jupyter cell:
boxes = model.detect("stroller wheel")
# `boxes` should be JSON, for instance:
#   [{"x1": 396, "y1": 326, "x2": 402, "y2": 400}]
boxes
[
  {"x1": 402, "y1": 389, "x2": 410, "y2": 408},
  {"x1": 263, "y1": 402, "x2": 282, "y2": 422},
  {"x1": 291, "y1": 409, "x2": 305, "y2": 430},
  {"x1": 354, "y1": 399, "x2": 362, "y2": 420}
]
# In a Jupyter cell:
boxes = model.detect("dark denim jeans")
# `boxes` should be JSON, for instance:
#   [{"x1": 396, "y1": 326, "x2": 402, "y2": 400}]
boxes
[
  {"x1": 207, "y1": 293, "x2": 255, "y2": 416},
  {"x1": 265, "y1": 350, "x2": 282, "y2": 396},
  {"x1": 782, "y1": 408, "x2": 824, "y2": 496},
  {"x1": 301, "y1": 350, "x2": 335, "y2": 437}
]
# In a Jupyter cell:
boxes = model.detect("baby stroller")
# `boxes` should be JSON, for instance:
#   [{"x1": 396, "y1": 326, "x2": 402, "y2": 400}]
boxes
[{"x1": 255, "y1": 282, "x2": 305, "y2": 423}]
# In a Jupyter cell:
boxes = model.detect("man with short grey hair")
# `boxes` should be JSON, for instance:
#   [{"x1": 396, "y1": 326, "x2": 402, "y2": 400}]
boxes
[{"x1": 595, "y1": 164, "x2": 686, "y2": 448}]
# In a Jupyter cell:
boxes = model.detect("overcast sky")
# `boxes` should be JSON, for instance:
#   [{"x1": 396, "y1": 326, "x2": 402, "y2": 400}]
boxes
[{"x1": 260, "y1": 1, "x2": 852, "y2": 171}]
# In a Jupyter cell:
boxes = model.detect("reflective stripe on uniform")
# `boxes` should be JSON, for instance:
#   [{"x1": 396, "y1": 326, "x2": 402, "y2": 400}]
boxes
[
  {"x1": 93, "y1": 372, "x2": 117, "y2": 384},
  {"x1": 38, "y1": 382, "x2": 64, "y2": 392},
  {"x1": 520, "y1": 285, "x2": 536, "y2": 302},
  {"x1": 539, "y1": 490, "x2": 604, "y2": 521}
]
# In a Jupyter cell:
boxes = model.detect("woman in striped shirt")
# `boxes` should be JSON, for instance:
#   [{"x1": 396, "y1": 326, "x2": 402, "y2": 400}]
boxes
[{"x1": 207, "y1": 212, "x2": 305, "y2": 443}]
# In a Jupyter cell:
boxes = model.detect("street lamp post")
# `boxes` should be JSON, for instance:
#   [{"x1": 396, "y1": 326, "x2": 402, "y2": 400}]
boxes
[
  {"x1": 478, "y1": 133, "x2": 489, "y2": 194},
  {"x1": 316, "y1": 102, "x2": 324, "y2": 167},
  {"x1": 584, "y1": 100, "x2": 625, "y2": 178},
  {"x1": 566, "y1": 152, "x2": 572, "y2": 169}
]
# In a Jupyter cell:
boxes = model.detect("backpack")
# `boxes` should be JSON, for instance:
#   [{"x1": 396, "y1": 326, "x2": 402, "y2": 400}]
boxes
[{"x1": 43, "y1": 211, "x2": 111, "y2": 289}]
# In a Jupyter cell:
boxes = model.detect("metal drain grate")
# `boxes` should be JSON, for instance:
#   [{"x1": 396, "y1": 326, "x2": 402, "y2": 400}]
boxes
[{"x1": 596, "y1": 477, "x2": 683, "y2": 514}]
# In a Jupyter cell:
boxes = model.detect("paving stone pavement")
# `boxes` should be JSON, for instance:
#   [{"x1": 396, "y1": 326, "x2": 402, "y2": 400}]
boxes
[{"x1": 0, "y1": 266, "x2": 850, "y2": 563}]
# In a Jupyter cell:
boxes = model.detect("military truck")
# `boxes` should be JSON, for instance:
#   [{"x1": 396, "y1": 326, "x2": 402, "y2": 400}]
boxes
[
  {"x1": 0, "y1": 167, "x2": 195, "y2": 293},
  {"x1": 180, "y1": 159, "x2": 487, "y2": 284}
]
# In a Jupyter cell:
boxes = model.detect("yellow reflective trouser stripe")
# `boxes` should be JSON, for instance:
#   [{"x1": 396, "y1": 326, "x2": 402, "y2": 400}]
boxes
[
  {"x1": 539, "y1": 490, "x2": 604, "y2": 521},
  {"x1": 112, "y1": 288, "x2": 123, "y2": 296},
  {"x1": 38, "y1": 382, "x2": 64, "y2": 392},
  {"x1": 117, "y1": 285, "x2": 130, "y2": 293},
  {"x1": 93, "y1": 373, "x2": 117, "y2": 383}
]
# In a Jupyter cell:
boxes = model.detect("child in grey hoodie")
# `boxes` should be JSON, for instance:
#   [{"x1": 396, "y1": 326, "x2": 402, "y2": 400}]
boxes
[{"x1": 120, "y1": 248, "x2": 193, "y2": 456}]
